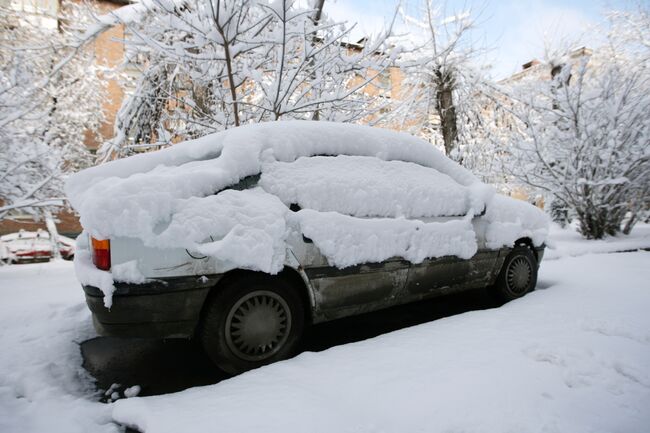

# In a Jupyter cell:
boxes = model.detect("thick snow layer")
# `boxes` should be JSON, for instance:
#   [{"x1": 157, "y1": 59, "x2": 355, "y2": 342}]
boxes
[
  {"x1": 65, "y1": 121, "x2": 486, "y2": 241},
  {"x1": 66, "y1": 121, "x2": 546, "y2": 285},
  {"x1": 261, "y1": 155, "x2": 490, "y2": 218},
  {"x1": 0, "y1": 260, "x2": 117, "y2": 433},
  {"x1": 295, "y1": 210, "x2": 477, "y2": 267},
  {"x1": 483, "y1": 194, "x2": 550, "y2": 249},
  {"x1": 148, "y1": 188, "x2": 289, "y2": 273},
  {"x1": 111, "y1": 251, "x2": 650, "y2": 433}
]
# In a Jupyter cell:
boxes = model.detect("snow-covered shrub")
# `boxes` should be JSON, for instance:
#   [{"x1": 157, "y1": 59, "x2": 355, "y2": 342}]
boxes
[
  {"x1": 497, "y1": 12, "x2": 650, "y2": 239},
  {"x1": 0, "y1": 3, "x2": 106, "y2": 219},
  {"x1": 97, "y1": 0, "x2": 397, "y2": 160}
]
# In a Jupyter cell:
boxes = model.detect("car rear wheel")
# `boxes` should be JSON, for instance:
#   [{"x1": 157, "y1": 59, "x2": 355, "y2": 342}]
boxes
[
  {"x1": 199, "y1": 274, "x2": 304, "y2": 375},
  {"x1": 490, "y1": 246, "x2": 537, "y2": 302}
]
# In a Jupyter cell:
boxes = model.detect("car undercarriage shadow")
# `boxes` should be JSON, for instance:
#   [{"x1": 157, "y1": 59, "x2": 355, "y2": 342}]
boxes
[{"x1": 81, "y1": 287, "x2": 500, "y2": 399}]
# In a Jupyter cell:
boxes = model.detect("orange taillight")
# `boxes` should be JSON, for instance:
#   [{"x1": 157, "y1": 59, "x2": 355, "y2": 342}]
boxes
[{"x1": 91, "y1": 237, "x2": 111, "y2": 271}]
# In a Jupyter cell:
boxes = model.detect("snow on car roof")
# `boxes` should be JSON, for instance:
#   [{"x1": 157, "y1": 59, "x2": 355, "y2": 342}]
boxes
[{"x1": 65, "y1": 121, "x2": 492, "y2": 240}]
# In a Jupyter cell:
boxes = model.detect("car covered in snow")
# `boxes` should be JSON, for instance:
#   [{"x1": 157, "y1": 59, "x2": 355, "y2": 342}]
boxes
[
  {"x1": 67, "y1": 121, "x2": 548, "y2": 374},
  {"x1": 0, "y1": 230, "x2": 75, "y2": 263}
]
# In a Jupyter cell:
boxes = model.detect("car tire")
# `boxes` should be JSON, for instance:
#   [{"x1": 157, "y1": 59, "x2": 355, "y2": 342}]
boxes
[
  {"x1": 490, "y1": 246, "x2": 538, "y2": 303},
  {"x1": 199, "y1": 274, "x2": 305, "y2": 375}
]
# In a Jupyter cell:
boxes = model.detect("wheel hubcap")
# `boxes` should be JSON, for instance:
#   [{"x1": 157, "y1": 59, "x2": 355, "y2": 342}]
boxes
[
  {"x1": 225, "y1": 290, "x2": 292, "y2": 362},
  {"x1": 506, "y1": 257, "x2": 532, "y2": 294}
]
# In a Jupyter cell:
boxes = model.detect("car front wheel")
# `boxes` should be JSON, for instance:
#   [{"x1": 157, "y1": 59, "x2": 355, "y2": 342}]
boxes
[
  {"x1": 199, "y1": 275, "x2": 304, "y2": 375},
  {"x1": 491, "y1": 246, "x2": 538, "y2": 302}
]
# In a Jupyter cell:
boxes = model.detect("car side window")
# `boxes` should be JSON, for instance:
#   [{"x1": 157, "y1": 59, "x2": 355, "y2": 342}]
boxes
[{"x1": 216, "y1": 173, "x2": 261, "y2": 194}]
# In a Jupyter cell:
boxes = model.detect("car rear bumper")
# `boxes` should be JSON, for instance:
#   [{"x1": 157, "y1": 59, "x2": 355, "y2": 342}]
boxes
[{"x1": 83, "y1": 275, "x2": 220, "y2": 339}]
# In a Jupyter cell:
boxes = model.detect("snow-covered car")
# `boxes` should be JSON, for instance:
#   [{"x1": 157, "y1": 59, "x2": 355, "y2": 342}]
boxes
[
  {"x1": 0, "y1": 230, "x2": 75, "y2": 263},
  {"x1": 67, "y1": 121, "x2": 549, "y2": 374}
]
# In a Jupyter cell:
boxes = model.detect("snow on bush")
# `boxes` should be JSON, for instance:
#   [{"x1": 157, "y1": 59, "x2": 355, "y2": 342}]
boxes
[{"x1": 67, "y1": 121, "x2": 547, "y2": 300}]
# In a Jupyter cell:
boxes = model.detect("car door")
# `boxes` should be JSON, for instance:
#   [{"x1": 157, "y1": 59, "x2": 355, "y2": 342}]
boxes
[
  {"x1": 403, "y1": 217, "x2": 498, "y2": 299},
  {"x1": 287, "y1": 219, "x2": 410, "y2": 322}
]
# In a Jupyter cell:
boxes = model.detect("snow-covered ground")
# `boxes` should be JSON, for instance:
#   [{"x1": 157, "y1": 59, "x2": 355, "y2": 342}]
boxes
[
  {"x1": 545, "y1": 222, "x2": 650, "y2": 260},
  {"x1": 0, "y1": 225, "x2": 649, "y2": 433},
  {"x1": 0, "y1": 260, "x2": 117, "y2": 433}
]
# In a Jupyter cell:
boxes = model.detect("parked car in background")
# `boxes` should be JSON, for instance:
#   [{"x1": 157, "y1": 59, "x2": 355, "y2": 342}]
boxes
[
  {"x1": 0, "y1": 230, "x2": 75, "y2": 264},
  {"x1": 68, "y1": 121, "x2": 549, "y2": 375}
]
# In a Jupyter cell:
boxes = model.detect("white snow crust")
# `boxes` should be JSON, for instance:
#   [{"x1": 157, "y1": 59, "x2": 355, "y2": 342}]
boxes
[
  {"x1": 295, "y1": 210, "x2": 477, "y2": 267},
  {"x1": 66, "y1": 121, "x2": 546, "y2": 293},
  {"x1": 261, "y1": 155, "x2": 489, "y2": 218},
  {"x1": 483, "y1": 194, "x2": 550, "y2": 249}
]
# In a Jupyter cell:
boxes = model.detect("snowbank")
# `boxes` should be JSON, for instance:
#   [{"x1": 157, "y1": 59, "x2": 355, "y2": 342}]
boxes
[{"x1": 111, "y1": 251, "x2": 650, "y2": 433}]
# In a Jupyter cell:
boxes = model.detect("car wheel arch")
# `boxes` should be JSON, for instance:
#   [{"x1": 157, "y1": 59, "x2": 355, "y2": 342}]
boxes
[
  {"x1": 197, "y1": 267, "x2": 314, "y2": 331},
  {"x1": 514, "y1": 237, "x2": 538, "y2": 261}
]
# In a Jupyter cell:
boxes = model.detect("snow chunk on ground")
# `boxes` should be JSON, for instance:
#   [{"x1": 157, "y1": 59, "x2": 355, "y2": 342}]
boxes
[
  {"x1": 261, "y1": 155, "x2": 491, "y2": 218},
  {"x1": 111, "y1": 251, "x2": 650, "y2": 433},
  {"x1": 296, "y1": 210, "x2": 477, "y2": 267}
]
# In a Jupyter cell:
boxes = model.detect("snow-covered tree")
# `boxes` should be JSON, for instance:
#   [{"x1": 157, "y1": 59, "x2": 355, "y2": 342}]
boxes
[
  {"x1": 0, "y1": 3, "x2": 106, "y2": 221},
  {"x1": 99, "y1": 0, "x2": 397, "y2": 160},
  {"x1": 497, "y1": 11, "x2": 650, "y2": 239},
  {"x1": 396, "y1": 1, "x2": 489, "y2": 160}
]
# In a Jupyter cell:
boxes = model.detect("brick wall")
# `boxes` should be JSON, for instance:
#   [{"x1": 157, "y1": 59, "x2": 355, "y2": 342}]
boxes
[
  {"x1": 1, "y1": 1, "x2": 127, "y2": 237},
  {"x1": 80, "y1": 0, "x2": 127, "y2": 150},
  {"x1": 0, "y1": 210, "x2": 82, "y2": 238}
]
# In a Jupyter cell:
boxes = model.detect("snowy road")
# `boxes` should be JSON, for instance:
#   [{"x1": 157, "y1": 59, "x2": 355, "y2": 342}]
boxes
[{"x1": 1, "y1": 248, "x2": 649, "y2": 433}]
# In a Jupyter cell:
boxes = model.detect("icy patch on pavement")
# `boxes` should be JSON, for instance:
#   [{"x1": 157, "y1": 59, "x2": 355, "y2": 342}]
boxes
[{"x1": 111, "y1": 251, "x2": 650, "y2": 433}]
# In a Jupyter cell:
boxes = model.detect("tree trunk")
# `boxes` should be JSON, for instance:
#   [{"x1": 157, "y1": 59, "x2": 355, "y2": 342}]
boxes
[
  {"x1": 310, "y1": 0, "x2": 325, "y2": 121},
  {"x1": 436, "y1": 80, "x2": 458, "y2": 156},
  {"x1": 44, "y1": 209, "x2": 61, "y2": 260}
]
